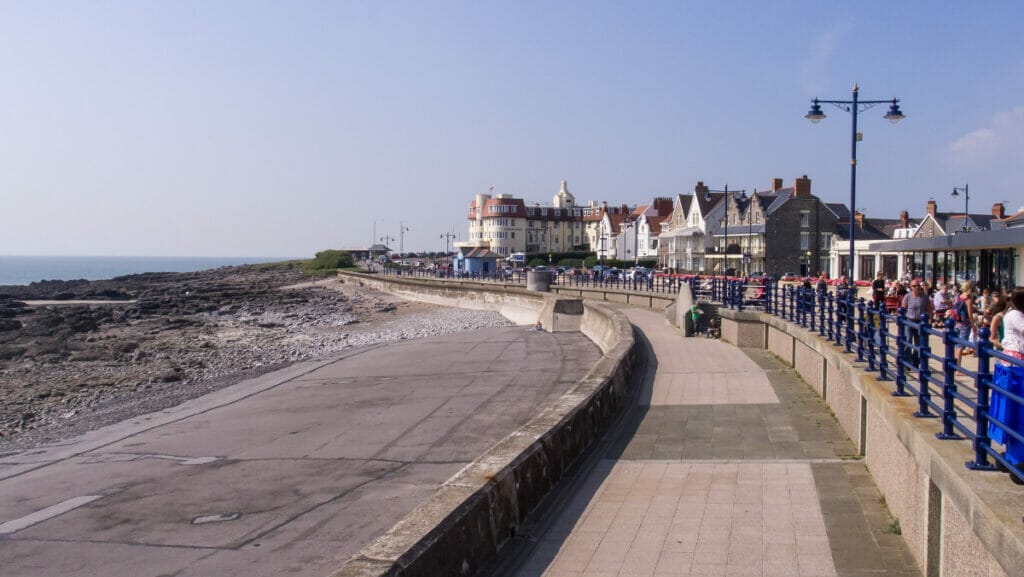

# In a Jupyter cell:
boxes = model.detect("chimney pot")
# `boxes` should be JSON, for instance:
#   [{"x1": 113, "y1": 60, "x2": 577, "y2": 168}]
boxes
[{"x1": 794, "y1": 175, "x2": 812, "y2": 198}]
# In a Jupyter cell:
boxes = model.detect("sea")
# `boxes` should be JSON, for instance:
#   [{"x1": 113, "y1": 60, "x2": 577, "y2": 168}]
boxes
[{"x1": 0, "y1": 255, "x2": 296, "y2": 286}]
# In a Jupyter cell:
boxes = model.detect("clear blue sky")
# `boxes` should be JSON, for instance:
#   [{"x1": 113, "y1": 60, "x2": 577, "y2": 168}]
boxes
[{"x1": 2, "y1": 1, "x2": 1022, "y2": 257}]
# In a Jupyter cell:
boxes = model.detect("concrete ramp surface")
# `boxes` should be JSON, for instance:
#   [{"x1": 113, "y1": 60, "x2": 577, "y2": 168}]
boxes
[{"x1": 0, "y1": 326, "x2": 600, "y2": 577}]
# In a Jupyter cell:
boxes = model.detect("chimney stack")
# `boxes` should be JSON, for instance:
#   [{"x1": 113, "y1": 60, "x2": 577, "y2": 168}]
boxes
[
  {"x1": 854, "y1": 211, "x2": 865, "y2": 229},
  {"x1": 771, "y1": 178, "x2": 783, "y2": 191},
  {"x1": 694, "y1": 181, "x2": 709, "y2": 196},
  {"x1": 793, "y1": 175, "x2": 811, "y2": 198},
  {"x1": 900, "y1": 210, "x2": 909, "y2": 228},
  {"x1": 993, "y1": 203, "x2": 1006, "y2": 219},
  {"x1": 926, "y1": 199, "x2": 937, "y2": 217}
]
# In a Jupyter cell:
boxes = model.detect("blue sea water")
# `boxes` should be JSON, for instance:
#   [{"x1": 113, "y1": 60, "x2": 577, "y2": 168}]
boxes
[{"x1": 0, "y1": 255, "x2": 296, "y2": 286}]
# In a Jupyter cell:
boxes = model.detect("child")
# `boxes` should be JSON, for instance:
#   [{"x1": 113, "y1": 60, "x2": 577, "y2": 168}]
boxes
[
  {"x1": 706, "y1": 318, "x2": 720, "y2": 339},
  {"x1": 689, "y1": 304, "x2": 703, "y2": 337}
]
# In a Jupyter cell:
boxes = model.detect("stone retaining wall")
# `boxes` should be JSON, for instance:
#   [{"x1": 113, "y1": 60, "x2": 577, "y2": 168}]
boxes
[
  {"x1": 720, "y1": 309, "x2": 1024, "y2": 577},
  {"x1": 333, "y1": 272, "x2": 638, "y2": 577}
]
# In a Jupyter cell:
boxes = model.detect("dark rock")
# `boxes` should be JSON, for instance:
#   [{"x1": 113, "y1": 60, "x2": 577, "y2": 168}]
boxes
[
  {"x1": 0, "y1": 345, "x2": 26, "y2": 360},
  {"x1": 0, "y1": 319, "x2": 22, "y2": 331}
]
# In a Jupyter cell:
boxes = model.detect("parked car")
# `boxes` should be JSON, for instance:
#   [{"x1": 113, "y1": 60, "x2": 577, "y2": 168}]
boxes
[{"x1": 780, "y1": 272, "x2": 799, "y2": 281}]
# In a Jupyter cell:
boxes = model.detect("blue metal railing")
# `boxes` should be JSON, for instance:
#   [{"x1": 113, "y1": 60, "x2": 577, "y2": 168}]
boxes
[
  {"x1": 743, "y1": 279, "x2": 1024, "y2": 485},
  {"x1": 378, "y1": 265, "x2": 695, "y2": 295}
]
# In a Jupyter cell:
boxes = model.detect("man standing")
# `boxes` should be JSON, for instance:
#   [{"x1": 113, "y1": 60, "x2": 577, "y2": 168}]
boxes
[
  {"x1": 871, "y1": 272, "x2": 887, "y2": 305},
  {"x1": 901, "y1": 279, "x2": 933, "y2": 363}
]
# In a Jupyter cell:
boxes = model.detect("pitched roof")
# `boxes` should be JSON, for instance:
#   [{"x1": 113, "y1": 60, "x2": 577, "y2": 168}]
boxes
[
  {"x1": 676, "y1": 194, "x2": 693, "y2": 216},
  {"x1": 825, "y1": 203, "x2": 851, "y2": 219},
  {"x1": 834, "y1": 218, "x2": 893, "y2": 241},
  {"x1": 926, "y1": 211, "x2": 1003, "y2": 232},
  {"x1": 463, "y1": 247, "x2": 503, "y2": 259},
  {"x1": 608, "y1": 212, "x2": 628, "y2": 234},
  {"x1": 695, "y1": 191, "x2": 723, "y2": 216},
  {"x1": 1003, "y1": 210, "x2": 1024, "y2": 227}
]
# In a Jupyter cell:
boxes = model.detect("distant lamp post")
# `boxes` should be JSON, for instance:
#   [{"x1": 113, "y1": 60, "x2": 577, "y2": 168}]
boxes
[
  {"x1": 440, "y1": 231, "x2": 457, "y2": 267},
  {"x1": 952, "y1": 184, "x2": 971, "y2": 232},
  {"x1": 372, "y1": 218, "x2": 384, "y2": 250},
  {"x1": 805, "y1": 84, "x2": 904, "y2": 280},
  {"x1": 399, "y1": 222, "x2": 411, "y2": 255},
  {"x1": 704, "y1": 185, "x2": 747, "y2": 276}
]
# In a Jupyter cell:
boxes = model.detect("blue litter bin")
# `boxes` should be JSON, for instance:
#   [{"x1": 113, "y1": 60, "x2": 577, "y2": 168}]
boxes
[{"x1": 989, "y1": 364, "x2": 1024, "y2": 465}]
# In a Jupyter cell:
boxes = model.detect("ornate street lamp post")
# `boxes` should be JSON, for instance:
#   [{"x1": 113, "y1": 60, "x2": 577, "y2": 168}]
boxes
[
  {"x1": 805, "y1": 84, "x2": 904, "y2": 280},
  {"x1": 952, "y1": 184, "x2": 971, "y2": 232}
]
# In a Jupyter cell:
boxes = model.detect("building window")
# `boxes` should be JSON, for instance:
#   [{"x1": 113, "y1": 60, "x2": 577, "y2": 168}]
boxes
[
  {"x1": 800, "y1": 232, "x2": 810, "y2": 250},
  {"x1": 800, "y1": 211, "x2": 810, "y2": 228}
]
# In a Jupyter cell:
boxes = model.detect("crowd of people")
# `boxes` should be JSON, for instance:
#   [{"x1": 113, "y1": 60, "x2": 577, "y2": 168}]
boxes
[{"x1": 857, "y1": 272, "x2": 1024, "y2": 364}]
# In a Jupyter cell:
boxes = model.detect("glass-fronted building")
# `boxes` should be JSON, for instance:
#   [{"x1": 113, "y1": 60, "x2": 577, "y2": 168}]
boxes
[{"x1": 866, "y1": 228, "x2": 1024, "y2": 291}]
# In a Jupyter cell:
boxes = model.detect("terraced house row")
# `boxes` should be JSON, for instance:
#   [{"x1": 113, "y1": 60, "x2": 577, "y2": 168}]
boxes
[{"x1": 463, "y1": 176, "x2": 1022, "y2": 286}]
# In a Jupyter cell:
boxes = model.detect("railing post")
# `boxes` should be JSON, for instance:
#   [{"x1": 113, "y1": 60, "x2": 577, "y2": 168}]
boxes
[
  {"x1": 937, "y1": 313, "x2": 964, "y2": 439},
  {"x1": 893, "y1": 308, "x2": 910, "y2": 396},
  {"x1": 827, "y1": 293, "x2": 836, "y2": 343},
  {"x1": 866, "y1": 302, "x2": 877, "y2": 372},
  {"x1": 967, "y1": 327, "x2": 999, "y2": 470},
  {"x1": 877, "y1": 306, "x2": 891, "y2": 381},
  {"x1": 913, "y1": 319, "x2": 940, "y2": 418},
  {"x1": 817, "y1": 290, "x2": 826, "y2": 336},
  {"x1": 737, "y1": 281, "x2": 746, "y2": 311},
  {"x1": 856, "y1": 298, "x2": 866, "y2": 362},
  {"x1": 787, "y1": 286, "x2": 796, "y2": 322},
  {"x1": 844, "y1": 293, "x2": 855, "y2": 354}
]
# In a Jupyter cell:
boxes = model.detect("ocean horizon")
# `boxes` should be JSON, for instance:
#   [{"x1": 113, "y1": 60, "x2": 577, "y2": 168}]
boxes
[{"x1": 0, "y1": 255, "x2": 299, "y2": 286}]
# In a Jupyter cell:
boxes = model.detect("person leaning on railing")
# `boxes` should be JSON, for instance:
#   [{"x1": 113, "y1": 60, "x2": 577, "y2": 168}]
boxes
[
  {"x1": 987, "y1": 291, "x2": 1010, "y2": 350},
  {"x1": 953, "y1": 281, "x2": 979, "y2": 366},
  {"x1": 902, "y1": 279, "x2": 933, "y2": 363},
  {"x1": 999, "y1": 287, "x2": 1024, "y2": 362}
]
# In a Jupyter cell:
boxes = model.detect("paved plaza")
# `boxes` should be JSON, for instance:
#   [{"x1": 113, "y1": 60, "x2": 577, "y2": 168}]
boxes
[{"x1": 503, "y1": 308, "x2": 921, "y2": 577}]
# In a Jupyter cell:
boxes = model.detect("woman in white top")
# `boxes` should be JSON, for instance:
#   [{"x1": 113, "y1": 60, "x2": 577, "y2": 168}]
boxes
[{"x1": 1000, "y1": 287, "x2": 1024, "y2": 362}]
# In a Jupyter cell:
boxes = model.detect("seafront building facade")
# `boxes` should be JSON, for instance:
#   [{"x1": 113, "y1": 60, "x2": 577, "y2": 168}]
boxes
[
  {"x1": 464, "y1": 180, "x2": 632, "y2": 258},
  {"x1": 459, "y1": 178, "x2": 1023, "y2": 286}
]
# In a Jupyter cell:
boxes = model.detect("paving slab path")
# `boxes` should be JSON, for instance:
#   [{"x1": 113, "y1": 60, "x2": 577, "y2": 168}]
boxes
[{"x1": 501, "y1": 308, "x2": 922, "y2": 577}]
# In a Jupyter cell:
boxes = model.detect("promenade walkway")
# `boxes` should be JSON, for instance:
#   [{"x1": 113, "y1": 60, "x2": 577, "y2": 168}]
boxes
[
  {"x1": 501, "y1": 308, "x2": 922, "y2": 577},
  {"x1": 0, "y1": 326, "x2": 600, "y2": 577}
]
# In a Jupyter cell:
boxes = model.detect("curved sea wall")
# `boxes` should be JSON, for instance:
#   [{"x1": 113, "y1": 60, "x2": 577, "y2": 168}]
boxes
[{"x1": 333, "y1": 272, "x2": 638, "y2": 577}]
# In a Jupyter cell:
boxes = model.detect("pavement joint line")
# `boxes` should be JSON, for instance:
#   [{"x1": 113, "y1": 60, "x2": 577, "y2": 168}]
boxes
[{"x1": 601, "y1": 458, "x2": 864, "y2": 464}]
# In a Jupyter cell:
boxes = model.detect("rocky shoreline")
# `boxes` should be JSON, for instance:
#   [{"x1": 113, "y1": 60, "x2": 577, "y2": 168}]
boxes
[{"x1": 0, "y1": 265, "x2": 513, "y2": 450}]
